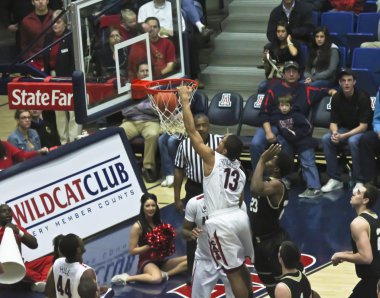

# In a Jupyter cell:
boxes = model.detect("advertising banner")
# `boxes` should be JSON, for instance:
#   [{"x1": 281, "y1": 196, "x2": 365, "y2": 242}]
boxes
[
  {"x1": 0, "y1": 128, "x2": 145, "y2": 261},
  {"x1": 7, "y1": 81, "x2": 115, "y2": 111}
]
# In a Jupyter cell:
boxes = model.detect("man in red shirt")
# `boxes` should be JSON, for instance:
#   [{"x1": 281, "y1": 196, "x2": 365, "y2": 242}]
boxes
[
  {"x1": 19, "y1": 0, "x2": 53, "y2": 70},
  {"x1": 0, "y1": 204, "x2": 53, "y2": 292},
  {"x1": 128, "y1": 17, "x2": 175, "y2": 79}
]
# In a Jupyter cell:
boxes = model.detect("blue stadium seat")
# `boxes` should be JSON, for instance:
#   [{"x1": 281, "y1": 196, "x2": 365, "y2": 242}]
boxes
[
  {"x1": 351, "y1": 48, "x2": 380, "y2": 96},
  {"x1": 321, "y1": 12, "x2": 355, "y2": 47},
  {"x1": 237, "y1": 93, "x2": 263, "y2": 167},
  {"x1": 363, "y1": 1, "x2": 378, "y2": 12},
  {"x1": 191, "y1": 90, "x2": 209, "y2": 115},
  {"x1": 356, "y1": 12, "x2": 380, "y2": 35},
  {"x1": 208, "y1": 91, "x2": 243, "y2": 134},
  {"x1": 346, "y1": 13, "x2": 380, "y2": 51},
  {"x1": 312, "y1": 11, "x2": 320, "y2": 27},
  {"x1": 338, "y1": 46, "x2": 347, "y2": 68}
]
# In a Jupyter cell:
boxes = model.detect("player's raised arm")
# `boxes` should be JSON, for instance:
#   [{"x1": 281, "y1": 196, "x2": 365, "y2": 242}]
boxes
[{"x1": 178, "y1": 86, "x2": 214, "y2": 164}]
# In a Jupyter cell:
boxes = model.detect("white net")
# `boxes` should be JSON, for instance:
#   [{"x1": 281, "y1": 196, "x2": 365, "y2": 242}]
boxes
[{"x1": 146, "y1": 79, "x2": 198, "y2": 135}]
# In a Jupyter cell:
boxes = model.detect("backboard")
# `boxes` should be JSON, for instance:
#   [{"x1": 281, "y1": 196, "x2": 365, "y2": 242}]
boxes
[{"x1": 70, "y1": 0, "x2": 185, "y2": 124}]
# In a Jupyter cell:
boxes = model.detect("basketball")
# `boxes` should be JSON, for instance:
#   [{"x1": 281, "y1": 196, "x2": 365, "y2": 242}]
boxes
[{"x1": 153, "y1": 92, "x2": 178, "y2": 116}]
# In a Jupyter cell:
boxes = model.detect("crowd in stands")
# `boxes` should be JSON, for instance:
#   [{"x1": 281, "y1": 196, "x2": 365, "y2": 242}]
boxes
[{"x1": 1, "y1": 0, "x2": 380, "y2": 297}]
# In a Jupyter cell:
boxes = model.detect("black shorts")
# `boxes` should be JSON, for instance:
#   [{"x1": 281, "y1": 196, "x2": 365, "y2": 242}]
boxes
[
  {"x1": 253, "y1": 229, "x2": 290, "y2": 286},
  {"x1": 350, "y1": 277, "x2": 378, "y2": 298}
]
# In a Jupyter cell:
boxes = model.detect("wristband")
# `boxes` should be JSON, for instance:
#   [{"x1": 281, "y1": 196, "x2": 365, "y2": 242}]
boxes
[
  {"x1": 18, "y1": 230, "x2": 25, "y2": 237},
  {"x1": 288, "y1": 43, "x2": 294, "y2": 46}
]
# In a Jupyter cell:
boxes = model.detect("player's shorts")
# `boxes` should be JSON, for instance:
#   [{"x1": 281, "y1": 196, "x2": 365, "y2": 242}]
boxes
[
  {"x1": 206, "y1": 207, "x2": 254, "y2": 271},
  {"x1": 191, "y1": 258, "x2": 234, "y2": 298},
  {"x1": 253, "y1": 229, "x2": 290, "y2": 287}
]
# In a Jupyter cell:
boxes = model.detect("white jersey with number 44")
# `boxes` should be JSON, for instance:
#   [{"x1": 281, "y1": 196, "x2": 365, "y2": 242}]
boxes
[{"x1": 53, "y1": 257, "x2": 94, "y2": 298}]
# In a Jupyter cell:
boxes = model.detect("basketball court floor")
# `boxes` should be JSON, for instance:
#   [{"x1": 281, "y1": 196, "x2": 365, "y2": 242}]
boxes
[{"x1": 1, "y1": 176, "x2": 374, "y2": 298}]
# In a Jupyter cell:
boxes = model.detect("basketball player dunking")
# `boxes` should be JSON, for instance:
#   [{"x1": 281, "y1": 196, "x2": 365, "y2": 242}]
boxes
[{"x1": 179, "y1": 85, "x2": 254, "y2": 298}]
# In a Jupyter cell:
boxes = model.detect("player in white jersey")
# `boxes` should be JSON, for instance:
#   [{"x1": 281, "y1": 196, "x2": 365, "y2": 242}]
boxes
[
  {"x1": 179, "y1": 86, "x2": 254, "y2": 298},
  {"x1": 183, "y1": 194, "x2": 234, "y2": 298},
  {"x1": 45, "y1": 234, "x2": 99, "y2": 298}
]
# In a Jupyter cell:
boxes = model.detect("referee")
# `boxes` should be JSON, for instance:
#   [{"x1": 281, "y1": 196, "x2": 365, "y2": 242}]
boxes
[{"x1": 173, "y1": 113, "x2": 221, "y2": 283}]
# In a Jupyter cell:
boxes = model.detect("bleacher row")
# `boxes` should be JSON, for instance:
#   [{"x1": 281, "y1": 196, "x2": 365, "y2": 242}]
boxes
[
  {"x1": 179, "y1": 88, "x2": 378, "y2": 171},
  {"x1": 301, "y1": 11, "x2": 380, "y2": 97}
]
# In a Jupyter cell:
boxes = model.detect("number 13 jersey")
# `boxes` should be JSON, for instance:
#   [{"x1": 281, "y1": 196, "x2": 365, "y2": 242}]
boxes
[{"x1": 203, "y1": 152, "x2": 246, "y2": 215}]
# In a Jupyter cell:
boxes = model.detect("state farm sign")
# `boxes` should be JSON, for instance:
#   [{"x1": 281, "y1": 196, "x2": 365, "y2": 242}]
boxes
[
  {"x1": 8, "y1": 81, "x2": 115, "y2": 110},
  {"x1": 8, "y1": 82, "x2": 74, "y2": 110}
]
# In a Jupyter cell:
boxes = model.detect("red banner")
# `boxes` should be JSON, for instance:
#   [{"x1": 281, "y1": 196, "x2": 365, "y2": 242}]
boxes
[{"x1": 8, "y1": 81, "x2": 116, "y2": 110}]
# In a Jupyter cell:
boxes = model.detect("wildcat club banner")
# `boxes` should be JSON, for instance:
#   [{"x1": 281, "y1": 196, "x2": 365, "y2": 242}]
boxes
[{"x1": 0, "y1": 128, "x2": 145, "y2": 261}]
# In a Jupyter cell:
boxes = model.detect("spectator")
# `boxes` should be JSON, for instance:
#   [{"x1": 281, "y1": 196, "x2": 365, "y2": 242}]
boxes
[
  {"x1": 119, "y1": 8, "x2": 139, "y2": 41},
  {"x1": 360, "y1": 20, "x2": 380, "y2": 49},
  {"x1": 321, "y1": 69, "x2": 373, "y2": 193},
  {"x1": 173, "y1": 113, "x2": 221, "y2": 283},
  {"x1": 129, "y1": 17, "x2": 175, "y2": 79},
  {"x1": 0, "y1": 0, "x2": 62, "y2": 53},
  {"x1": 249, "y1": 144, "x2": 294, "y2": 297},
  {"x1": 30, "y1": 110, "x2": 60, "y2": 148},
  {"x1": 44, "y1": 10, "x2": 81, "y2": 145},
  {"x1": 45, "y1": 234, "x2": 110, "y2": 297},
  {"x1": 19, "y1": 0, "x2": 53, "y2": 70},
  {"x1": 259, "y1": 20, "x2": 300, "y2": 93},
  {"x1": 273, "y1": 95, "x2": 322, "y2": 198},
  {"x1": 158, "y1": 133, "x2": 182, "y2": 187},
  {"x1": 0, "y1": 140, "x2": 47, "y2": 170},
  {"x1": 8, "y1": 110, "x2": 42, "y2": 152},
  {"x1": 92, "y1": 27, "x2": 128, "y2": 79},
  {"x1": 304, "y1": 26, "x2": 340, "y2": 88},
  {"x1": 120, "y1": 62, "x2": 160, "y2": 183},
  {"x1": 181, "y1": 0, "x2": 213, "y2": 37},
  {"x1": 275, "y1": 241, "x2": 317, "y2": 297},
  {"x1": 267, "y1": 0, "x2": 314, "y2": 44},
  {"x1": 111, "y1": 193, "x2": 187, "y2": 284},
  {"x1": 250, "y1": 61, "x2": 334, "y2": 176},
  {"x1": 331, "y1": 183, "x2": 380, "y2": 298},
  {"x1": 356, "y1": 91, "x2": 380, "y2": 191},
  {"x1": 138, "y1": 0, "x2": 174, "y2": 37},
  {"x1": 0, "y1": 204, "x2": 52, "y2": 292},
  {"x1": 329, "y1": 0, "x2": 365, "y2": 14}
]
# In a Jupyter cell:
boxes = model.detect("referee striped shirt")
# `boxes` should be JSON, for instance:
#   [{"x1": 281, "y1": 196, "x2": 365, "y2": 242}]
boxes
[{"x1": 174, "y1": 134, "x2": 222, "y2": 183}]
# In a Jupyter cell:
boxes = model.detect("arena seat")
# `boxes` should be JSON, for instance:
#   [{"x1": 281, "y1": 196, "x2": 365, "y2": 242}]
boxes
[
  {"x1": 191, "y1": 90, "x2": 209, "y2": 115},
  {"x1": 237, "y1": 94, "x2": 262, "y2": 158},
  {"x1": 207, "y1": 91, "x2": 243, "y2": 134},
  {"x1": 351, "y1": 48, "x2": 380, "y2": 96},
  {"x1": 346, "y1": 13, "x2": 380, "y2": 51},
  {"x1": 321, "y1": 11, "x2": 355, "y2": 47}
]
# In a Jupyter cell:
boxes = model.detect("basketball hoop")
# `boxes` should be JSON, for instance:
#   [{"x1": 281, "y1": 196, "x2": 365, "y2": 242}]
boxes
[{"x1": 132, "y1": 78, "x2": 198, "y2": 135}]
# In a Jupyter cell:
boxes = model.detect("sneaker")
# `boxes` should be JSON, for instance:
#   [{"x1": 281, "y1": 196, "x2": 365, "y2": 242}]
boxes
[
  {"x1": 142, "y1": 168, "x2": 157, "y2": 183},
  {"x1": 31, "y1": 281, "x2": 46, "y2": 293},
  {"x1": 353, "y1": 182, "x2": 364, "y2": 194},
  {"x1": 111, "y1": 273, "x2": 129, "y2": 285},
  {"x1": 161, "y1": 271, "x2": 169, "y2": 282},
  {"x1": 321, "y1": 179, "x2": 343, "y2": 192},
  {"x1": 166, "y1": 175, "x2": 174, "y2": 187},
  {"x1": 299, "y1": 188, "x2": 322, "y2": 199},
  {"x1": 161, "y1": 177, "x2": 169, "y2": 187},
  {"x1": 200, "y1": 26, "x2": 214, "y2": 38}
]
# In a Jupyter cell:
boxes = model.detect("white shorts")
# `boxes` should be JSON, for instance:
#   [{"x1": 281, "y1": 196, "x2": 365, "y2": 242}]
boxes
[
  {"x1": 191, "y1": 258, "x2": 234, "y2": 298},
  {"x1": 206, "y1": 208, "x2": 254, "y2": 271}
]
